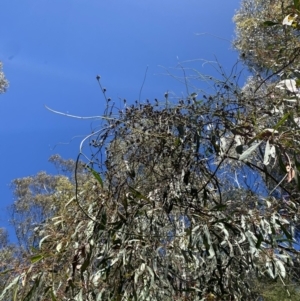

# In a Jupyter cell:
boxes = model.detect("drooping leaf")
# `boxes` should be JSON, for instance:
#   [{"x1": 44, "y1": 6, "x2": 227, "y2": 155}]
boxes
[
  {"x1": 263, "y1": 20, "x2": 279, "y2": 26},
  {"x1": 255, "y1": 232, "x2": 264, "y2": 249},
  {"x1": 80, "y1": 245, "x2": 92, "y2": 276},
  {"x1": 211, "y1": 204, "x2": 227, "y2": 211},
  {"x1": 56, "y1": 242, "x2": 63, "y2": 253},
  {"x1": 277, "y1": 221, "x2": 293, "y2": 240},
  {"x1": 266, "y1": 261, "x2": 276, "y2": 279},
  {"x1": 99, "y1": 209, "x2": 107, "y2": 230},
  {"x1": 275, "y1": 259, "x2": 286, "y2": 278},
  {"x1": 0, "y1": 274, "x2": 21, "y2": 301},
  {"x1": 273, "y1": 112, "x2": 290, "y2": 130},
  {"x1": 50, "y1": 289, "x2": 58, "y2": 301},
  {"x1": 146, "y1": 266, "x2": 155, "y2": 289},
  {"x1": 39, "y1": 235, "x2": 52, "y2": 249},
  {"x1": 276, "y1": 146, "x2": 287, "y2": 173},
  {"x1": 86, "y1": 166, "x2": 103, "y2": 188},
  {"x1": 203, "y1": 226, "x2": 215, "y2": 259},
  {"x1": 23, "y1": 273, "x2": 42, "y2": 301},
  {"x1": 30, "y1": 254, "x2": 44, "y2": 264},
  {"x1": 12, "y1": 280, "x2": 19, "y2": 301},
  {"x1": 129, "y1": 186, "x2": 149, "y2": 202},
  {"x1": 239, "y1": 141, "x2": 262, "y2": 161},
  {"x1": 177, "y1": 124, "x2": 185, "y2": 137},
  {"x1": 0, "y1": 268, "x2": 14, "y2": 276},
  {"x1": 293, "y1": 155, "x2": 300, "y2": 191},
  {"x1": 263, "y1": 140, "x2": 271, "y2": 165}
]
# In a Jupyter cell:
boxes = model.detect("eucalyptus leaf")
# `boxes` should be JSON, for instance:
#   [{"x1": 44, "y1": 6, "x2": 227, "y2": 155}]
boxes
[
  {"x1": 239, "y1": 141, "x2": 262, "y2": 161},
  {"x1": 30, "y1": 254, "x2": 44, "y2": 264},
  {"x1": 23, "y1": 274, "x2": 42, "y2": 301},
  {"x1": 0, "y1": 275, "x2": 21, "y2": 301},
  {"x1": 263, "y1": 140, "x2": 271, "y2": 165},
  {"x1": 86, "y1": 166, "x2": 103, "y2": 188},
  {"x1": 263, "y1": 20, "x2": 279, "y2": 26},
  {"x1": 275, "y1": 259, "x2": 286, "y2": 278}
]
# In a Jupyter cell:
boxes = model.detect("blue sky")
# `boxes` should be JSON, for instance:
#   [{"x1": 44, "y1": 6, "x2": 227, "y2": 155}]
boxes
[{"x1": 0, "y1": 0, "x2": 240, "y2": 241}]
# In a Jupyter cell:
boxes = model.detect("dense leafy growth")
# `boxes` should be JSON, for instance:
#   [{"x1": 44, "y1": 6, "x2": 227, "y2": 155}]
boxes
[
  {"x1": 2, "y1": 0, "x2": 300, "y2": 300},
  {"x1": 234, "y1": 0, "x2": 300, "y2": 73}
]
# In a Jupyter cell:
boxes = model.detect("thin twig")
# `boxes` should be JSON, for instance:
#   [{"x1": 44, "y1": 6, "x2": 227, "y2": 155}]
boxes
[
  {"x1": 45, "y1": 105, "x2": 115, "y2": 120},
  {"x1": 139, "y1": 65, "x2": 148, "y2": 104}
]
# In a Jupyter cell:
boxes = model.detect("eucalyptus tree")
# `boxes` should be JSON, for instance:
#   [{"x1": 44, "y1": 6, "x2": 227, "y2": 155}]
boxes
[
  {"x1": 233, "y1": 0, "x2": 300, "y2": 75},
  {"x1": 2, "y1": 66, "x2": 300, "y2": 300},
  {"x1": 3, "y1": 1, "x2": 300, "y2": 300},
  {"x1": 0, "y1": 61, "x2": 8, "y2": 94},
  {"x1": 233, "y1": 0, "x2": 300, "y2": 298},
  {"x1": 9, "y1": 155, "x2": 88, "y2": 252}
]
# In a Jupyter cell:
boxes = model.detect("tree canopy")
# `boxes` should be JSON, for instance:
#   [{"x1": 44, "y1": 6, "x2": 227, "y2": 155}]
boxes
[
  {"x1": 233, "y1": 0, "x2": 300, "y2": 73},
  {"x1": 2, "y1": 1, "x2": 300, "y2": 300},
  {"x1": 0, "y1": 61, "x2": 8, "y2": 94}
]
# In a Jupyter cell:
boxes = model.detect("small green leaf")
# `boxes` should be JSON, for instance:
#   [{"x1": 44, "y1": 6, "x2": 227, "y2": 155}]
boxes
[
  {"x1": 263, "y1": 21, "x2": 279, "y2": 26},
  {"x1": 129, "y1": 186, "x2": 149, "y2": 202},
  {"x1": 174, "y1": 137, "x2": 181, "y2": 147},
  {"x1": 211, "y1": 204, "x2": 227, "y2": 211},
  {"x1": 30, "y1": 254, "x2": 44, "y2": 264},
  {"x1": 273, "y1": 112, "x2": 290, "y2": 130},
  {"x1": 86, "y1": 166, "x2": 103, "y2": 188}
]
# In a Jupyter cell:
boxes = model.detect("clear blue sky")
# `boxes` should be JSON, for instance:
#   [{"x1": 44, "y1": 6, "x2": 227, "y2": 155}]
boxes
[{"x1": 0, "y1": 0, "x2": 240, "y2": 241}]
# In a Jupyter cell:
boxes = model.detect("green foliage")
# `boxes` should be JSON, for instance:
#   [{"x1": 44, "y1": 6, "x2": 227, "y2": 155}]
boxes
[
  {"x1": 86, "y1": 166, "x2": 103, "y2": 188},
  {"x1": 233, "y1": 0, "x2": 300, "y2": 73}
]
